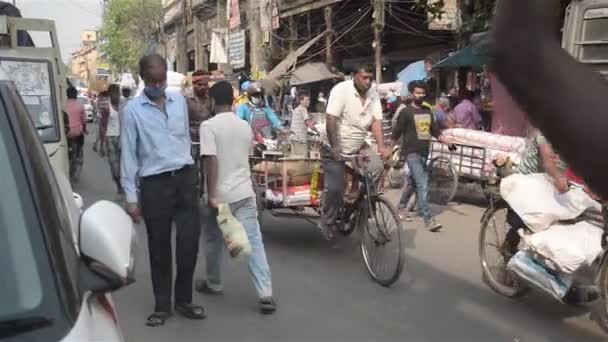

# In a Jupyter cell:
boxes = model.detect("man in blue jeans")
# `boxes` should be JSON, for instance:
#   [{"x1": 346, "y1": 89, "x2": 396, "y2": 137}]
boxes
[
  {"x1": 196, "y1": 81, "x2": 276, "y2": 314},
  {"x1": 391, "y1": 80, "x2": 449, "y2": 231}
]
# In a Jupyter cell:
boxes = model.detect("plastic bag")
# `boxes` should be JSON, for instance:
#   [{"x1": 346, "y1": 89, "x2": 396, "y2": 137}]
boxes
[
  {"x1": 507, "y1": 251, "x2": 573, "y2": 301},
  {"x1": 522, "y1": 221, "x2": 604, "y2": 273},
  {"x1": 216, "y1": 204, "x2": 252, "y2": 259},
  {"x1": 500, "y1": 173, "x2": 601, "y2": 232}
]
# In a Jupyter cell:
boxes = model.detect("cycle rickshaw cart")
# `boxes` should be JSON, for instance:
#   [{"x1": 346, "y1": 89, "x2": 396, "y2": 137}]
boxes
[
  {"x1": 426, "y1": 140, "x2": 501, "y2": 205},
  {"x1": 478, "y1": 172, "x2": 608, "y2": 333},
  {"x1": 249, "y1": 137, "x2": 405, "y2": 287}
]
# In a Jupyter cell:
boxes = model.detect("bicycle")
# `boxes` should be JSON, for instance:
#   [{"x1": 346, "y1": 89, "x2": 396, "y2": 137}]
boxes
[
  {"x1": 68, "y1": 136, "x2": 84, "y2": 183},
  {"x1": 250, "y1": 144, "x2": 405, "y2": 287},
  {"x1": 330, "y1": 152, "x2": 405, "y2": 287},
  {"x1": 479, "y1": 177, "x2": 608, "y2": 333}
]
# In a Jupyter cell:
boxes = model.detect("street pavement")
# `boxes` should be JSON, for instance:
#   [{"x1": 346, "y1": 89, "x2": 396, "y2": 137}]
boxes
[{"x1": 74, "y1": 131, "x2": 607, "y2": 342}]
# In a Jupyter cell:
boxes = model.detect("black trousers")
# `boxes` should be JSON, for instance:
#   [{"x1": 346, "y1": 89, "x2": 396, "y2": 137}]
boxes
[{"x1": 140, "y1": 165, "x2": 201, "y2": 312}]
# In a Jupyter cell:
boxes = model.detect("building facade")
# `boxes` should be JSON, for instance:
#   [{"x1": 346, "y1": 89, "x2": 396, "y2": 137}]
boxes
[
  {"x1": 158, "y1": 0, "x2": 459, "y2": 81},
  {"x1": 70, "y1": 30, "x2": 109, "y2": 91}
]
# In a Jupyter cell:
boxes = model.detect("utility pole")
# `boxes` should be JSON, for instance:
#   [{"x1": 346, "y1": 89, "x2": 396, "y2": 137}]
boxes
[
  {"x1": 248, "y1": 0, "x2": 262, "y2": 77},
  {"x1": 324, "y1": 6, "x2": 334, "y2": 67},
  {"x1": 176, "y1": 0, "x2": 188, "y2": 73},
  {"x1": 288, "y1": 16, "x2": 296, "y2": 53},
  {"x1": 372, "y1": 0, "x2": 385, "y2": 83}
]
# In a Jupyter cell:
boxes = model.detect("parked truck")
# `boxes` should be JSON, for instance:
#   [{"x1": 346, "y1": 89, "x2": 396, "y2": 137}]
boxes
[{"x1": 563, "y1": 0, "x2": 608, "y2": 77}]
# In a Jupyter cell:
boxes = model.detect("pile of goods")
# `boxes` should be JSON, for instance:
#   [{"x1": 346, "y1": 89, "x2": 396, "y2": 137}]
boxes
[{"x1": 501, "y1": 173, "x2": 604, "y2": 300}]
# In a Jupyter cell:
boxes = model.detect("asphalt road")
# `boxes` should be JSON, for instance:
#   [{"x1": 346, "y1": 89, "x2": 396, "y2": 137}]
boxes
[{"x1": 74, "y1": 131, "x2": 607, "y2": 342}]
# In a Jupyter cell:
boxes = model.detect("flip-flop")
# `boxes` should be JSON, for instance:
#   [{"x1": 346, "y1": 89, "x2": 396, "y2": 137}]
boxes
[
  {"x1": 175, "y1": 304, "x2": 206, "y2": 320},
  {"x1": 145, "y1": 312, "x2": 170, "y2": 327}
]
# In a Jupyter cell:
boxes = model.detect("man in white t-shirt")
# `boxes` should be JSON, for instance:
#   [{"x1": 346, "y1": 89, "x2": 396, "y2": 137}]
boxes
[
  {"x1": 321, "y1": 65, "x2": 391, "y2": 240},
  {"x1": 196, "y1": 81, "x2": 276, "y2": 314}
]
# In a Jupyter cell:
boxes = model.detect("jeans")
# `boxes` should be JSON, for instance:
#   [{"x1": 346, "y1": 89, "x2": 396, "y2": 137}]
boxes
[
  {"x1": 399, "y1": 153, "x2": 432, "y2": 222},
  {"x1": 140, "y1": 166, "x2": 201, "y2": 312},
  {"x1": 321, "y1": 144, "x2": 383, "y2": 226},
  {"x1": 203, "y1": 196, "x2": 273, "y2": 298}
]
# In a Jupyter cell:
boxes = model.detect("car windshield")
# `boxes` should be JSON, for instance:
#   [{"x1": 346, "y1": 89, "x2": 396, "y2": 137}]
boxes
[{"x1": 0, "y1": 59, "x2": 58, "y2": 143}]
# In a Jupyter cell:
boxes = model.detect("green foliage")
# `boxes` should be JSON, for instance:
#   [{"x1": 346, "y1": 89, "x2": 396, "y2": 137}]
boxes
[
  {"x1": 460, "y1": 0, "x2": 497, "y2": 36},
  {"x1": 99, "y1": 0, "x2": 162, "y2": 72}
]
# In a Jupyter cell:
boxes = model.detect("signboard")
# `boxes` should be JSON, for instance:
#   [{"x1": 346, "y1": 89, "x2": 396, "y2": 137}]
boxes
[
  {"x1": 428, "y1": 0, "x2": 461, "y2": 31},
  {"x1": 228, "y1": 30, "x2": 246, "y2": 69}
]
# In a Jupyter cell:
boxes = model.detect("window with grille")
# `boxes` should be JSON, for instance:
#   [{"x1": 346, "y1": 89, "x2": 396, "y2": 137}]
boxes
[{"x1": 578, "y1": 8, "x2": 608, "y2": 63}]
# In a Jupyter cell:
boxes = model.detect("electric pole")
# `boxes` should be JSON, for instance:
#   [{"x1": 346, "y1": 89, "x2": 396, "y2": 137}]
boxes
[
  {"x1": 248, "y1": 0, "x2": 262, "y2": 77},
  {"x1": 324, "y1": 6, "x2": 334, "y2": 67},
  {"x1": 372, "y1": 0, "x2": 385, "y2": 83}
]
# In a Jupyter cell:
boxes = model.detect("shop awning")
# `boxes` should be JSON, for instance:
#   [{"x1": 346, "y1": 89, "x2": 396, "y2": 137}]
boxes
[
  {"x1": 290, "y1": 62, "x2": 340, "y2": 86},
  {"x1": 433, "y1": 32, "x2": 492, "y2": 70}
]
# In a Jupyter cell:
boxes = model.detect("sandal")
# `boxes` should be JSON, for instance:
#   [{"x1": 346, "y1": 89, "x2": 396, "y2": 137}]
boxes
[
  {"x1": 145, "y1": 312, "x2": 171, "y2": 327},
  {"x1": 175, "y1": 303, "x2": 206, "y2": 320}
]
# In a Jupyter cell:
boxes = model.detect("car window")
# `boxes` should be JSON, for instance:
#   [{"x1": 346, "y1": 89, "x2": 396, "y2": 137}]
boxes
[
  {"x1": 0, "y1": 82, "x2": 72, "y2": 340},
  {"x1": 0, "y1": 128, "x2": 43, "y2": 316},
  {"x1": 0, "y1": 58, "x2": 58, "y2": 143}
]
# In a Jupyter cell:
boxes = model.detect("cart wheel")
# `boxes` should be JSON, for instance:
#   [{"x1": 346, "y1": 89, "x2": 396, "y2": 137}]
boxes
[{"x1": 428, "y1": 157, "x2": 458, "y2": 205}]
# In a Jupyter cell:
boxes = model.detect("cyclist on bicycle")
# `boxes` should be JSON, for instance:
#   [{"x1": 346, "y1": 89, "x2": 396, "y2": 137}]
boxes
[
  {"x1": 320, "y1": 65, "x2": 391, "y2": 240},
  {"x1": 65, "y1": 86, "x2": 87, "y2": 165}
]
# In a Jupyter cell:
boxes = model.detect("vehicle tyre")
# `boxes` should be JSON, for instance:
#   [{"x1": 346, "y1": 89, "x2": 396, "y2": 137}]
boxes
[
  {"x1": 360, "y1": 195, "x2": 405, "y2": 287},
  {"x1": 479, "y1": 199, "x2": 529, "y2": 298},
  {"x1": 428, "y1": 156, "x2": 458, "y2": 205}
]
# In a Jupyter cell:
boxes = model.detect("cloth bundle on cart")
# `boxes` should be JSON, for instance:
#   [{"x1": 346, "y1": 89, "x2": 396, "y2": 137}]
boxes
[
  {"x1": 251, "y1": 160, "x2": 320, "y2": 186},
  {"x1": 502, "y1": 173, "x2": 603, "y2": 273},
  {"x1": 431, "y1": 129, "x2": 525, "y2": 178}
]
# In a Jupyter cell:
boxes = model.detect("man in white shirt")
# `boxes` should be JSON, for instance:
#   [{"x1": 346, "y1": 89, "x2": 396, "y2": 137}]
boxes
[
  {"x1": 196, "y1": 81, "x2": 276, "y2": 314},
  {"x1": 321, "y1": 65, "x2": 391, "y2": 240}
]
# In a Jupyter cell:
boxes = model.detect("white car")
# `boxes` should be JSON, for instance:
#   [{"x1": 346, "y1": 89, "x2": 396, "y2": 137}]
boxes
[
  {"x1": 78, "y1": 96, "x2": 94, "y2": 122},
  {"x1": 0, "y1": 80, "x2": 135, "y2": 341}
]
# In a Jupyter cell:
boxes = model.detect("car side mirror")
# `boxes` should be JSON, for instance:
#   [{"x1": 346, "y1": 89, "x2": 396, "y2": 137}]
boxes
[{"x1": 80, "y1": 200, "x2": 136, "y2": 292}]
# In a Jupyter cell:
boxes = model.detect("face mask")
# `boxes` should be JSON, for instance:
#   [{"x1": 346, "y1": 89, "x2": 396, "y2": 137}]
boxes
[
  {"x1": 144, "y1": 84, "x2": 166, "y2": 99},
  {"x1": 414, "y1": 98, "x2": 425, "y2": 106},
  {"x1": 251, "y1": 96, "x2": 262, "y2": 106}
]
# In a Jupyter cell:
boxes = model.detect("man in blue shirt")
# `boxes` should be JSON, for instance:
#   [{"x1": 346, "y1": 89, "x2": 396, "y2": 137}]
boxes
[
  {"x1": 121, "y1": 54, "x2": 205, "y2": 327},
  {"x1": 236, "y1": 81, "x2": 286, "y2": 140}
]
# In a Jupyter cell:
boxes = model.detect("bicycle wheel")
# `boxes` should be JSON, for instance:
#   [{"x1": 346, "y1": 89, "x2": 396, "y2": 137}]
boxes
[
  {"x1": 428, "y1": 156, "x2": 458, "y2": 205},
  {"x1": 479, "y1": 200, "x2": 528, "y2": 298},
  {"x1": 359, "y1": 195, "x2": 404, "y2": 287},
  {"x1": 592, "y1": 253, "x2": 608, "y2": 333}
]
